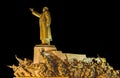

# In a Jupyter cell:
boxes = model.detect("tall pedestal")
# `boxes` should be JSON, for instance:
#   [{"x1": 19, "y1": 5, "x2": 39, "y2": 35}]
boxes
[{"x1": 33, "y1": 45, "x2": 57, "y2": 64}]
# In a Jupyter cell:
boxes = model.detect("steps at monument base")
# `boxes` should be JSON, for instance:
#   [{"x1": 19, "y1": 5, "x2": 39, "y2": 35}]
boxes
[{"x1": 66, "y1": 53, "x2": 86, "y2": 61}]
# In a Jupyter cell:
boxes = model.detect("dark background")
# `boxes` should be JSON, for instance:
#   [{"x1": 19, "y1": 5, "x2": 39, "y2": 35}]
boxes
[{"x1": 0, "y1": 0, "x2": 119, "y2": 77}]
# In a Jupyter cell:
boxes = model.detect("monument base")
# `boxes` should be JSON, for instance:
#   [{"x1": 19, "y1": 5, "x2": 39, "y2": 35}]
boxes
[
  {"x1": 33, "y1": 44, "x2": 57, "y2": 63},
  {"x1": 33, "y1": 44, "x2": 87, "y2": 64},
  {"x1": 8, "y1": 44, "x2": 87, "y2": 78}
]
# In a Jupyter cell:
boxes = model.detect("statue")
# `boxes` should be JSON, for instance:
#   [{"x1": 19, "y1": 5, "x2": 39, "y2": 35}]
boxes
[
  {"x1": 30, "y1": 7, "x2": 52, "y2": 45},
  {"x1": 7, "y1": 64, "x2": 18, "y2": 72}
]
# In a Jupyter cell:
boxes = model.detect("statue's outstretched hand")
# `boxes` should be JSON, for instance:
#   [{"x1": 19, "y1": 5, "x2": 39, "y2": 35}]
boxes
[{"x1": 29, "y1": 8, "x2": 34, "y2": 12}]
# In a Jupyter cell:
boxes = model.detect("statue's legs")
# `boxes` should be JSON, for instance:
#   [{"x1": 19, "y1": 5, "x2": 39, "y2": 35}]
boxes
[{"x1": 41, "y1": 40, "x2": 47, "y2": 45}]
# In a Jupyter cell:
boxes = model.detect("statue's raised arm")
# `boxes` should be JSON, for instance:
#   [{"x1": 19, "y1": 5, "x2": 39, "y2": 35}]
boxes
[{"x1": 29, "y1": 8, "x2": 41, "y2": 18}]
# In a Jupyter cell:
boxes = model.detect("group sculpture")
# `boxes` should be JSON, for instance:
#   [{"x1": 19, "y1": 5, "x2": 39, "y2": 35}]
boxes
[{"x1": 8, "y1": 51, "x2": 120, "y2": 78}]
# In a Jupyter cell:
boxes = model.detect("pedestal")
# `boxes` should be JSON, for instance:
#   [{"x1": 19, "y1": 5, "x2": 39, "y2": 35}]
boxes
[
  {"x1": 33, "y1": 44, "x2": 87, "y2": 64},
  {"x1": 33, "y1": 45, "x2": 57, "y2": 64}
]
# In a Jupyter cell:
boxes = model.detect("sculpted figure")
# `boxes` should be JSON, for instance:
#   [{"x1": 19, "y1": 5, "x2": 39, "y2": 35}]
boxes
[{"x1": 30, "y1": 7, "x2": 52, "y2": 45}]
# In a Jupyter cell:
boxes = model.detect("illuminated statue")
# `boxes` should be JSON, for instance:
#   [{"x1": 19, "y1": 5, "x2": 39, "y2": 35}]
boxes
[{"x1": 30, "y1": 7, "x2": 52, "y2": 45}]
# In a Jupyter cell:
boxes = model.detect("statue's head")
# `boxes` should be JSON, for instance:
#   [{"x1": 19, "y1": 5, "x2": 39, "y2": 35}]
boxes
[{"x1": 43, "y1": 6, "x2": 49, "y2": 12}]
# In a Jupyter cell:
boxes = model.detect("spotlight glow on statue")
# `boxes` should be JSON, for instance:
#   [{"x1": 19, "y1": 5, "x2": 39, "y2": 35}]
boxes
[{"x1": 30, "y1": 7, "x2": 52, "y2": 45}]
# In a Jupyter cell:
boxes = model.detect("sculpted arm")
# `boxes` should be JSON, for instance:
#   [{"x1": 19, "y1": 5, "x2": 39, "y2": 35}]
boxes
[{"x1": 29, "y1": 8, "x2": 41, "y2": 18}]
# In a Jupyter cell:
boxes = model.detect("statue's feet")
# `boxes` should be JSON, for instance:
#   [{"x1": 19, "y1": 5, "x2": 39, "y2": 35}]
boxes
[{"x1": 42, "y1": 43, "x2": 48, "y2": 45}]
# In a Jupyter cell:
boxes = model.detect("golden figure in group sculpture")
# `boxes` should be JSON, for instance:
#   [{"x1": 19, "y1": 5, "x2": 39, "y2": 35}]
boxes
[{"x1": 30, "y1": 7, "x2": 52, "y2": 45}]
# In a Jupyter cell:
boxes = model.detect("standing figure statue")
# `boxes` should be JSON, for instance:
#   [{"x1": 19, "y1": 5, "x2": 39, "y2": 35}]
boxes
[{"x1": 30, "y1": 7, "x2": 52, "y2": 45}]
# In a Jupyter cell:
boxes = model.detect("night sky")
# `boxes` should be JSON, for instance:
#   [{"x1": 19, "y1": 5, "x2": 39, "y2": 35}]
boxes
[{"x1": 0, "y1": 0, "x2": 119, "y2": 77}]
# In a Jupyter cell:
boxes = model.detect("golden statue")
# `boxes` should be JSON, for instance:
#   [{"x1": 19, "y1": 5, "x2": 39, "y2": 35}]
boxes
[{"x1": 30, "y1": 7, "x2": 52, "y2": 45}]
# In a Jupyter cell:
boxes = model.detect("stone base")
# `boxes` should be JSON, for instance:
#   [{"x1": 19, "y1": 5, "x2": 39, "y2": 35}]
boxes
[
  {"x1": 33, "y1": 45, "x2": 57, "y2": 64},
  {"x1": 33, "y1": 44, "x2": 87, "y2": 64},
  {"x1": 13, "y1": 77, "x2": 68, "y2": 78},
  {"x1": 66, "y1": 53, "x2": 86, "y2": 61}
]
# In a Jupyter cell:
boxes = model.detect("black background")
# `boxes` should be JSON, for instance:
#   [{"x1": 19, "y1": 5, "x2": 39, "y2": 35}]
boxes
[{"x1": 0, "y1": 0, "x2": 119, "y2": 78}]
